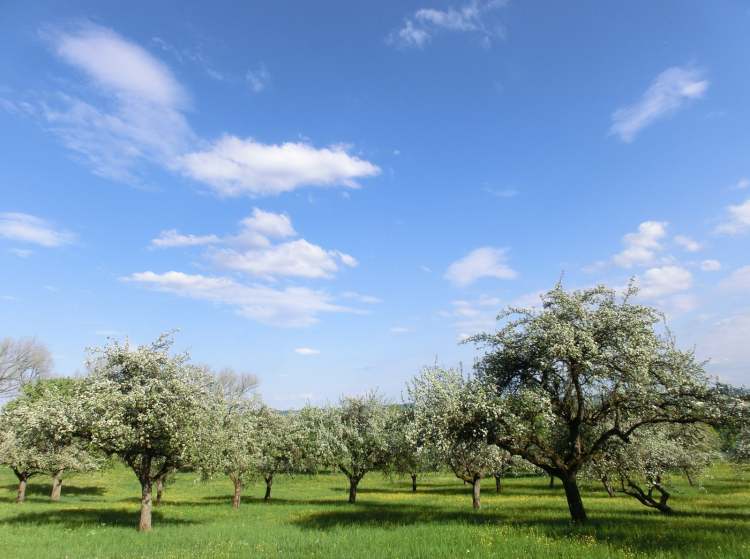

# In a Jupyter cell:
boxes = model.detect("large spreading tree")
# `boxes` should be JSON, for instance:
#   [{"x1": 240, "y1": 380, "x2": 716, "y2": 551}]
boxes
[
  {"x1": 81, "y1": 334, "x2": 219, "y2": 531},
  {"x1": 469, "y1": 283, "x2": 726, "y2": 522}
]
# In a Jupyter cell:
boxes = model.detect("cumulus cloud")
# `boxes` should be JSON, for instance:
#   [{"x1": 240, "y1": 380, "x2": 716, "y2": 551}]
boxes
[
  {"x1": 445, "y1": 247, "x2": 517, "y2": 286},
  {"x1": 715, "y1": 198, "x2": 750, "y2": 235},
  {"x1": 294, "y1": 347, "x2": 320, "y2": 355},
  {"x1": 637, "y1": 265, "x2": 692, "y2": 299},
  {"x1": 240, "y1": 208, "x2": 295, "y2": 239},
  {"x1": 389, "y1": 0, "x2": 508, "y2": 48},
  {"x1": 610, "y1": 66, "x2": 708, "y2": 142},
  {"x1": 0, "y1": 212, "x2": 75, "y2": 247},
  {"x1": 613, "y1": 221, "x2": 668, "y2": 268},
  {"x1": 179, "y1": 136, "x2": 380, "y2": 197},
  {"x1": 123, "y1": 271, "x2": 355, "y2": 327}
]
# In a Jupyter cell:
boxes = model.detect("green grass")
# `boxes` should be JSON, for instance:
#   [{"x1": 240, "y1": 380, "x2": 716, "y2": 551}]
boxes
[{"x1": 0, "y1": 465, "x2": 748, "y2": 558}]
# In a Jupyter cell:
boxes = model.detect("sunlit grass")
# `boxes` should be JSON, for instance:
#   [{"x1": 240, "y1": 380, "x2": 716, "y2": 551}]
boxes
[{"x1": 0, "y1": 464, "x2": 747, "y2": 558}]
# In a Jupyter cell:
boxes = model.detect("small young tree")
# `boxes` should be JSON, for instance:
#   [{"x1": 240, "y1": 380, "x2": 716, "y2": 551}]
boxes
[
  {"x1": 325, "y1": 393, "x2": 391, "y2": 503},
  {"x1": 469, "y1": 284, "x2": 728, "y2": 522},
  {"x1": 384, "y1": 406, "x2": 437, "y2": 492},
  {"x1": 254, "y1": 407, "x2": 303, "y2": 501},
  {"x1": 409, "y1": 367, "x2": 506, "y2": 509},
  {"x1": 81, "y1": 334, "x2": 219, "y2": 531}
]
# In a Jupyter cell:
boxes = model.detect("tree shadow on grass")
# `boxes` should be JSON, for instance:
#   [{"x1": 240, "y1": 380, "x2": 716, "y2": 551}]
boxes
[
  {"x1": 0, "y1": 483, "x2": 106, "y2": 503},
  {"x1": 291, "y1": 503, "x2": 750, "y2": 556},
  {"x1": 1, "y1": 507, "x2": 198, "y2": 529}
]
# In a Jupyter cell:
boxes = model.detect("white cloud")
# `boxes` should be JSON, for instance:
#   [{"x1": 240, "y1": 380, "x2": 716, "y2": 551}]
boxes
[
  {"x1": 246, "y1": 64, "x2": 270, "y2": 93},
  {"x1": 240, "y1": 208, "x2": 295, "y2": 239},
  {"x1": 41, "y1": 24, "x2": 194, "y2": 182},
  {"x1": 610, "y1": 66, "x2": 708, "y2": 142},
  {"x1": 390, "y1": 326, "x2": 411, "y2": 334},
  {"x1": 150, "y1": 229, "x2": 220, "y2": 248},
  {"x1": 733, "y1": 178, "x2": 749, "y2": 190},
  {"x1": 446, "y1": 294, "x2": 503, "y2": 339},
  {"x1": 294, "y1": 347, "x2": 320, "y2": 355},
  {"x1": 715, "y1": 197, "x2": 750, "y2": 235},
  {"x1": 341, "y1": 291, "x2": 382, "y2": 304},
  {"x1": 720, "y1": 265, "x2": 750, "y2": 291},
  {"x1": 698, "y1": 312, "x2": 750, "y2": 384},
  {"x1": 179, "y1": 136, "x2": 380, "y2": 197},
  {"x1": 0, "y1": 213, "x2": 75, "y2": 247},
  {"x1": 445, "y1": 247, "x2": 517, "y2": 286},
  {"x1": 211, "y1": 239, "x2": 357, "y2": 280},
  {"x1": 674, "y1": 235, "x2": 702, "y2": 252},
  {"x1": 637, "y1": 265, "x2": 692, "y2": 299},
  {"x1": 390, "y1": 1, "x2": 508, "y2": 49},
  {"x1": 700, "y1": 259, "x2": 721, "y2": 272},
  {"x1": 613, "y1": 221, "x2": 668, "y2": 268},
  {"x1": 483, "y1": 187, "x2": 518, "y2": 198},
  {"x1": 123, "y1": 271, "x2": 356, "y2": 327}
]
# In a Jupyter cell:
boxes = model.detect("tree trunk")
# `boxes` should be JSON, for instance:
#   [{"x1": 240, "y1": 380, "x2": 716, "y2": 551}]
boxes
[
  {"x1": 232, "y1": 477, "x2": 242, "y2": 509},
  {"x1": 264, "y1": 475, "x2": 273, "y2": 501},
  {"x1": 139, "y1": 478, "x2": 153, "y2": 532},
  {"x1": 561, "y1": 474, "x2": 587, "y2": 523},
  {"x1": 411, "y1": 473, "x2": 417, "y2": 493},
  {"x1": 494, "y1": 474, "x2": 503, "y2": 494},
  {"x1": 549, "y1": 474, "x2": 555, "y2": 488},
  {"x1": 684, "y1": 469, "x2": 694, "y2": 487},
  {"x1": 155, "y1": 477, "x2": 164, "y2": 506},
  {"x1": 348, "y1": 477, "x2": 359, "y2": 503},
  {"x1": 602, "y1": 477, "x2": 615, "y2": 497},
  {"x1": 472, "y1": 476, "x2": 481, "y2": 509},
  {"x1": 50, "y1": 470, "x2": 64, "y2": 501},
  {"x1": 15, "y1": 473, "x2": 28, "y2": 504}
]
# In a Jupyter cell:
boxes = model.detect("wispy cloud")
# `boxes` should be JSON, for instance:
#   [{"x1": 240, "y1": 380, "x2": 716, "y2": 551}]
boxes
[
  {"x1": 0, "y1": 212, "x2": 75, "y2": 247},
  {"x1": 150, "y1": 230, "x2": 220, "y2": 248},
  {"x1": 610, "y1": 66, "x2": 708, "y2": 142},
  {"x1": 674, "y1": 234, "x2": 702, "y2": 252},
  {"x1": 715, "y1": 197, "x2": 750, "y2": 235},
  {"x1": 123, "y1": 271, "x2": 357, "y2": 327},
  {"x1": 246, "y1": 63, "x2": 270, "y2": 93},
  {"x1": 294, "y1": 347, "x2": 320, "y2": 355},
  {"x1": 389, "y1": 0, "x2": 508, "y2": 49},
  {"x1": 445, "y1": 247, "x2": 517, "y2": 286}
]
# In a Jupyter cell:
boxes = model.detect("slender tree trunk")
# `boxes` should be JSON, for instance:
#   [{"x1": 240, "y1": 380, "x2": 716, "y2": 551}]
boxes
[
  {"x1": 561, "y1": 474, "x2": 587, "y2": 523},
  {"x1": 684, "y1": 469, "x2": 694, "y2": 487},
  {"x1": 15, "y1": 472, "x2": 28, "y2": 504},
  {"x1": 155, "y1": 477, "x2": 164, "y2": 506},
  {"x1": 139, "y1": 478, "x2": 153, "y2": 532},
  {"x1": 411, "y1": 473, "x2": 417, "y2": 493},
  {"x1": 264, "y1": 475, "x2": 273, "y2": 501},
  {"x1": 50, "y1": 470, "x2": 64, "y2": 501},
  {"x1": 494, "y1": 474, "x2": 503, "y2": 494},
  {"x1": 348, "y1": 476, "x2": 359, "y2": 503},
  {"x1": 601, "y1": 478, "x2": 615, "y2": 497},
  {"x1": 549, "y1": 474, "x2": 555, "y2": 488},
  {"x1": 232, "y1": 477, "x2": 242, "y2": 509},
  {"x1": 471, "y1": 476, "x2": 481, "y2": 509}
]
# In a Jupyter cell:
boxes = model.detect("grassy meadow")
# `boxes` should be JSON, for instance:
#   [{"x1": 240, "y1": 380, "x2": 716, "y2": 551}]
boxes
[{"x1": 0, "y1": 464, "x2": 748, "y2": 558}]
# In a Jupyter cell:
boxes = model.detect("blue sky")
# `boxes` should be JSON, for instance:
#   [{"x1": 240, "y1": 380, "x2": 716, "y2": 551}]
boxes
[{"x1": 1, "y1": 0, "x2": 749, "y2": 407}]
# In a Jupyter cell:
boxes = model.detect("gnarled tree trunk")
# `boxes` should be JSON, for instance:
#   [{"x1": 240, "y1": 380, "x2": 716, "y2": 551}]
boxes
[
  {"x1": 622, "y1": 478, "x2": 672, "y2": 514},
  {"x1": 561, "y1": 473, "x2": 587, "y2": 523},
  {"x1": 411, "y1": 473, "x2": 417, "y2": 493},
  {"x1": 264, "y1": 475, "x2": 273, "y2": 501},
  {"x1": 472, "y1": 475, "x2": 481, "y2": 509},
  {"x1": 50, "y1": 470, "x2": 64, "y2": 501},
  {"x1": 231, "y1": 476, "x2": 242, "y2": 509},
  {"x1": 15, "y1": 471, "x2": 29, "y2": 503},
  {"x1": 139, "y1": 478, "x2": 153, "y2": 532},
  {"x1": 602, "y1": 477, "x2": 614, "y2": 497}
]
